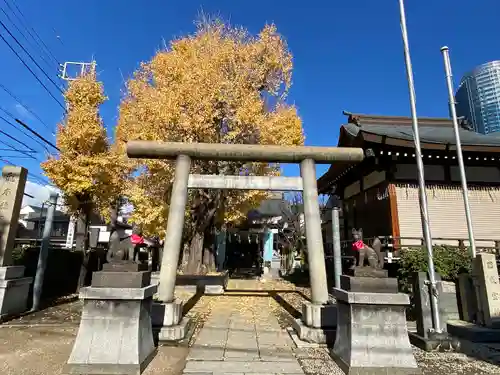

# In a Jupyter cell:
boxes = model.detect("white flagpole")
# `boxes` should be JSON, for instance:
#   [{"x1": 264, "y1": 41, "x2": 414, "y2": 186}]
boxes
[{"x1": 398, "y1": 0, "x2": 442, "y2": 333}]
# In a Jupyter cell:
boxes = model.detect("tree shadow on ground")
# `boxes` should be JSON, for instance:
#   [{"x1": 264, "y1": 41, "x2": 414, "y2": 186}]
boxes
[
  {"x1": 269, "y1": 291, "x2": 301, "y2": 319},
  {"x1": 182, "y1": 286, "x2": 204, "y2": 316},
  {"x1": 228, "y1": 267, "x2": 261, "y2": 280}
]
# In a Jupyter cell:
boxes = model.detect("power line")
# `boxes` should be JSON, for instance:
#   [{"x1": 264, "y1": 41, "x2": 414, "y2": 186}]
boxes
[
  {"x1": 0, "y1": 107, "x2": 51, "y2": 152},
  {"x1": 1, "y1": 0, "x2": 59, "y2": 66},
  {"x1": 0, "y1": 138, "x2": 37, "y2": 160},
  {"x1": 0, "y1": 148, "x2": 36, "y2": 152},
  {"x1": 0, "y1": 157, "x2": 51, "y2": 185},
  {"x1": 0, "y1": 124, "x2": 36, "y2": 151},
  {"x1": 0, "y1": 7, "x2": 56, "y2": 74},
  {"x1": 0, "y1": 30, "x2": 65, "y2": 110},
  {"x1": 0, "y1": 81, "x2": 53, "y2": 132},
  {"x1": 15, "y1": 118, "x2": 59, "y2": 151},
  {"x1": 10, "y1": 0, "x2": 60, "y2": 64},
  {"x1": 0, "y1": 155, "x2": 34, "y2": 159},
  {"x1": 0, "y1": 19, "x2": 63, "y2": 94},
  {"x1": 28, "y1": 172, "x2": 50, "y2": 186}
]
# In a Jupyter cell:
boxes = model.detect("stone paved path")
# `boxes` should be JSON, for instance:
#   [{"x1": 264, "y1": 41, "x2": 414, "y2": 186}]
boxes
[{"x1": 183, "y1": 295, "x2": 304, "y2": 374}]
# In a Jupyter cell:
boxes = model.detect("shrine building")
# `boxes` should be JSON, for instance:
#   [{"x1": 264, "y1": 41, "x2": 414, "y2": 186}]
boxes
[{"x1": 317, "y1": 111, "x2": 500, "y2": 249}]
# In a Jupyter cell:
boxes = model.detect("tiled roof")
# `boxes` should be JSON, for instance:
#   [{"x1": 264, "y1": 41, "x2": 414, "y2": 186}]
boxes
[
  {"x1": 343, "y1": 112, "x2": 500, "y2": 147},
  {"x1": 317, "y1": 112, "x2": 500, "y2": 193}
]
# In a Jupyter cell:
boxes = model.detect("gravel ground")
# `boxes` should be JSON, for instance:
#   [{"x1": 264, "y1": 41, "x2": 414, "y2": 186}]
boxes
[
  {"x1": 0, "y1": 325, "x2": 189, "y2": 375},
  {"x1": 3, "y1": 295, "x2": 82, "y2": 326},
  {"x1": 268, "y1": 278, "x2": 500, "y2": 375},
  {"x1": 1, "y1": 280, "x2": 499, "y2": 374},
  {"x1": 0, "y1": 286, "x2": 215, "y2": 375}
]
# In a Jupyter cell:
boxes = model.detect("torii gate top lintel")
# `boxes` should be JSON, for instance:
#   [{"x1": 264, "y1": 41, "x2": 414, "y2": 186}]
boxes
[{"x1": 126, "y1": 141, "x2": 365, "y2": 164}]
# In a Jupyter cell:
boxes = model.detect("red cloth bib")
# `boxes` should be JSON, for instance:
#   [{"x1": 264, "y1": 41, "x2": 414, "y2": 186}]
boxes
[
  {"x1": 131, "y1": 234, "x2": 144, "y2": 245},
  {"x1": 352, "y1": 240, "x2": 364, "y2": 252}
]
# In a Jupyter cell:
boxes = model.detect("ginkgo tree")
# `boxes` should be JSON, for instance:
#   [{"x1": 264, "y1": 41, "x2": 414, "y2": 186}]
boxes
[
  {"x1": 42, "y1": 71, "x2": 125, "y2": 285},
  {"x1": 116, "y1": 19, "x2": 304, "y2": 274}
]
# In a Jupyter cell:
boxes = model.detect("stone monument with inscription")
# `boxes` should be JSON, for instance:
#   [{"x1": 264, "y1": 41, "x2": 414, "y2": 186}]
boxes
[
  {"x1": 473, "y1": 253, "x2": 500, "y2": 327},
  {"x1": 64, "y1": 209, "x2": 157, "y2": 375},
  {"x1": 0, "y1": 166, "x2": 33, "y2": 319},
  {"x1": 448, "y1": 253, "x2": 500, "y2": 344}
]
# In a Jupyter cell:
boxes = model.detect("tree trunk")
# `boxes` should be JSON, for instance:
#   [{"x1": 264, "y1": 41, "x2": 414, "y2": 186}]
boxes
[
  {"x1": 184, "y1": 229, "x2": 218, "y2": 275},
  {"x1": 202, "y1": 231, "x2": 216, "y2": 273},
  {"x1": 186, "y1": 232, "x2": 204, "y2": 274},
  {"x1": 182, "y1": 189, "x2": 221, "y2": 275}
]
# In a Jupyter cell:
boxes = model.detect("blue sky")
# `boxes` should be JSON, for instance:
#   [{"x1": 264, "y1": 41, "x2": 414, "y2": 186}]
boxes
[{"x1": 0, "y1": 0, "x2": 499, "y2": 204}]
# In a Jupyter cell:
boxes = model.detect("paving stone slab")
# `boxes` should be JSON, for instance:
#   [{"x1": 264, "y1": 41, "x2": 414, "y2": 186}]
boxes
[
  {"x1": 257, "y1": 331, "x2": 292, "y2": 347},
  {"x1": 258, "y1": 345, "x2": 295, "y2": 359},
  {"x1": 195, "y1": 328, "x2": 228, "y2": 347},
  {"x1": 183, "y1": 360, "x2": 304, "y2": 373},
  {"x1": 225, "y1": 351, "x2": 260, "y2": 361},
  {"x1": 188, "y1": 347, "x2": 225, "y2": 361}
]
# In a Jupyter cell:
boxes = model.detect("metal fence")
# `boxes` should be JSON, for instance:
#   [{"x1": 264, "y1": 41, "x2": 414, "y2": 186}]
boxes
[{"x1": 323, "y1": 236, "x2": 500, "y2": 265}]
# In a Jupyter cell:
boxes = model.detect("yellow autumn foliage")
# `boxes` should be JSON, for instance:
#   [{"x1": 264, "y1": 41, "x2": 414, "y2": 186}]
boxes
[
  {"x1": 42, "y1": 72, "x2": 125, "y2": 217},
  {"x1": 116, "y1": 20, "x2": 304, "y2": 234}
]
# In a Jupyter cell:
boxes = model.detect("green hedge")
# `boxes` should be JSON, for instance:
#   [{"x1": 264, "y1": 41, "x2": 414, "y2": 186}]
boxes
[
  {"x1": 12, "y1": 246, "x2": 84, "y2": 304},
  {"x1": 398, "y1": 245, "x2": 472, "y2": 293}
]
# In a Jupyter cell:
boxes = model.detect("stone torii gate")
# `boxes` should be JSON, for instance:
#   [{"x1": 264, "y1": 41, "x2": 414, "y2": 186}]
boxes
[{"x1": 126, "y1": 141, "x2": 365, "y2": 342}]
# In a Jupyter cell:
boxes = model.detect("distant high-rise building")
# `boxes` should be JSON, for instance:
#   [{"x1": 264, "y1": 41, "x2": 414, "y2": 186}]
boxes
[{"x1": 455, "y1": 61, "x2": 500, "y2": 134}]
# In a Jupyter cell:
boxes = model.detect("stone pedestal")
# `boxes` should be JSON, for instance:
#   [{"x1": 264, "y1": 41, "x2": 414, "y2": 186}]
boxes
[
  {"x1": 340, "y1": 274, "x2": 398, "y2": 293},
  {"x1": 0, "y1": 266, "x2": 32, "y2": 318},
  {"x1": 348, "y1": 266, "x2": 389, "y2": 278},
  {"x1": 152, "y1": 298, "x2": 191, "y2": 342},
  {"x1": 291, "y1": 301, "x2": 337, "y2": 344},
  {"x1": 64, "y1": 266, "x2": 157, "y2": 375},
  {"x1": 331, "y1": 288, "x2": 420, "y2": 375}
]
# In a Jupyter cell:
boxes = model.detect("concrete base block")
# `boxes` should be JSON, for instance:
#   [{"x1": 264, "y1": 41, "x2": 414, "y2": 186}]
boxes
[
  {"x1": 151, "y1": 299, "x2": 183, "y2": 327},
  {"x1": 331, "y1": 288, "x2": 420, "y2": 375},
  {"x1": 453, "y1": 337, "x2": 500, "y2": 365},
  {"x1": 65, "y1": 349, "x2": 157, "y2": 375},
  {"x1": 204, "y1": 284, "x2": 224, "y2": 295},
  {"x1": 302, "y1": 301, "x2": 337, "y2": 328},
  {"x1": 409, "y1": 331, "x2": 459, "y2": 352},
  {"x1": 0, "y1": 266, "x2": 32, "y2": 318},
  {"x1": 65, "y1": 284, "x2": 157, "y2": 375},
  {"x1": 291, "y1": 318, "x2": 336, "y2": 345},
  {"x1": 286, "y1": 327, "x2": 322, "y2": 348},
  {"x1": 158, "y1": 317, "x2": 192, "y2": 342},
  {"x1": 0, "y1": 265, "x2": 25, "y2": 279},
  {"x1": 447, "y1": 319, "x2": 500, "y2": 343},
  {"x1": 151, "y1": 272, "x2": 160, "y2": 286}
]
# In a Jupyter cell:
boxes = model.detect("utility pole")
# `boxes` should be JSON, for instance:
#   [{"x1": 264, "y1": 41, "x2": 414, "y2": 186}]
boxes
[
  {"x1": 398, "y1": 0, "x2": 441, "y2": 333},
  {"x1": 331, "y1": 200, "x2": 342, "y2": 289},
  {"x1": 440, "y1": 46, "x2": 476, "y2": 258},
  {"x1": 59, "y1": 61, "x2": 96, "y2": 81},
  {"x1": 32, "y1": 192, "x2": 58, "y2": 311}
]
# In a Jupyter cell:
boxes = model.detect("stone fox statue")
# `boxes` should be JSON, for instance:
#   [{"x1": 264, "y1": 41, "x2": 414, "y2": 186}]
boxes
[
  {"x1": 351, "y1": 228, "x2": 384, "y2": 269},
  {"x1": 106, "y1": 208, "x2": 134, "y2": 263}
]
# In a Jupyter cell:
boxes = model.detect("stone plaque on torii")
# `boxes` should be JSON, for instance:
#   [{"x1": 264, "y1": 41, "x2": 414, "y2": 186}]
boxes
[{"x1": 126, "y1": 140, "x2": 365, "y2": 343}]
